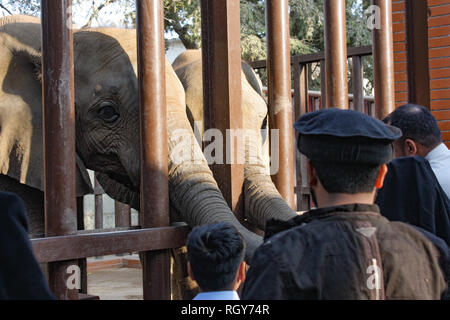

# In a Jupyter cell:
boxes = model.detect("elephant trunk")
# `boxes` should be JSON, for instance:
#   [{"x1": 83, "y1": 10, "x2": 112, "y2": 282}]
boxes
[
  {"x1": 242, "y1": 117, "x2": 297, "y2": 230},
  {"x1": 165, "y1": 62, "x2": 262, "y2": 262},
  {"x1": 167, "y1": 103, "x2": 262, "y2": 262}
]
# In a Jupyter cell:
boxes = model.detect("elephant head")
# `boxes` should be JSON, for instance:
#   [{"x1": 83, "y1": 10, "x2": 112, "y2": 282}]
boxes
[{"x1": 0, "y1": 16, "x2": 263, "y2": 261}]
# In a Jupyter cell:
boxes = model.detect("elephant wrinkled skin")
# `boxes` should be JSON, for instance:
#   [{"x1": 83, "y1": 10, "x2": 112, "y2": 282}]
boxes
[{"x1": 0, "y1": 16, "x2": 297, "y2": 270}]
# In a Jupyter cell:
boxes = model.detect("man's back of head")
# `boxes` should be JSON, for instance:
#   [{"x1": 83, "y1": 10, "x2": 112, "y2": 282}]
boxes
[
  {"x1": 187, "y1": 222, "x2": 246, "y2": 293},
  {"x1": 294, "y1": 108, "x2": 402, "y2": 207},
  {"x1": 383, "y1": 103, "x2": 442, "y2": 157}
]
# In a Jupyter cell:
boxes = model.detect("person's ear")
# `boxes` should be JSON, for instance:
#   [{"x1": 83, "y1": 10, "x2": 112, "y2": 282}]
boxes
[
  {"x1": 308, "y1": 161, "x2": 318, "y2": 187},
  {"x1": 187, "y1": 262, "x2": 195, "y2": 281},
  {"x1": 234, "y1": 261, "x2": 246, "y2": 290},
  {"x1": 375, "y1": 164, "x2": 388, "y2": 189},
  {"x1": 404, "y1": 138, "x2": 418, "y2": 156}
]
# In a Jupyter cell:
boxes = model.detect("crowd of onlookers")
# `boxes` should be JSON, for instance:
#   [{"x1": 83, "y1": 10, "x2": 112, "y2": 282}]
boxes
[{"x1": 0, "y1": 104, "x2": 449, "y2": 300}]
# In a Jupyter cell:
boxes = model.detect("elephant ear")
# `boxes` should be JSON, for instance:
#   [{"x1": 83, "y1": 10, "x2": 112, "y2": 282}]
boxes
[{"x1": 0, "y1": 17, "x2": 93, "y2": 196}]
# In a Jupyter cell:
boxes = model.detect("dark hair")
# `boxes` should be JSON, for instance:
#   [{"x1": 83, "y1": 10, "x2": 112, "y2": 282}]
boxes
[
  {"x1": 187, "y1": 223, "x2": 245, "y2": 291},
  {"x1": 383, "y1": 104, "x2": 442, "y2": 148},
  {"x1": 311, "y1": 161, "x2": 381, "y2": 194}
]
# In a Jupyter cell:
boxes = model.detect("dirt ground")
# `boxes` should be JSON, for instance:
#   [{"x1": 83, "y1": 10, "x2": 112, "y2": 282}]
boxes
[
  {"x1": 87, "y1": 267, "x2": 143, "y2": 300},
  {"x1": 86, "y1": 255, "x2": 143, "y2": 300}
]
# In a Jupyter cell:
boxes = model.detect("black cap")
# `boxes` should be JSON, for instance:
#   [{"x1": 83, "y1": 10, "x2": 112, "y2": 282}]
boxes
[{"x1": 294, "y1": 108, "x2": 402, "y2": 165}]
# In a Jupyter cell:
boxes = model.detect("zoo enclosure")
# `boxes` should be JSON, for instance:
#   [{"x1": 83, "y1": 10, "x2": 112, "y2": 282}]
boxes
[{"x1": 29, "y1": 0, "x2": 411, "y2": 300}]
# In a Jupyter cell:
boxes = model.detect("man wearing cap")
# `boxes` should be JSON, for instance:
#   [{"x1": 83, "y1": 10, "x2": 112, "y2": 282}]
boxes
[{"x1": 242, "y1": 108, "x2": 447, "y2": 300}]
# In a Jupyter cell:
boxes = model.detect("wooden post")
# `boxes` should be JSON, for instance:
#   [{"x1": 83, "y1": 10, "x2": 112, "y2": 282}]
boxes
[
  {"x1": 404, "y1": 0, "x2": 430, "y2": 109},
  {"x1": 201, "y1": 0, "x2": 244, "y2": 219},
  {"x1": 352, "y1": 55, "x2": 365, "y2": 113}
]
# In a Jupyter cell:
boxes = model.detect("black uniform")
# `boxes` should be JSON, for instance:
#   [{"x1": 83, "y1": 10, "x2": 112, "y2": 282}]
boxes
[
  {"x1": 0, "y1": 192, "x2": 55, "y2": 299},
  {"x1": 242, "y1": 108, "x2": 447, "y2": 300}
]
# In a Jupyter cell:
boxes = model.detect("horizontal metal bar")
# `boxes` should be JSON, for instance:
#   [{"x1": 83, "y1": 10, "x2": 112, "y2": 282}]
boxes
[
  {"x1": 250, "y1": 45, "x2": 373, "y2": 69},
  {"x1": 31, "y1": 225, "x2": 189, "y2": 263}
]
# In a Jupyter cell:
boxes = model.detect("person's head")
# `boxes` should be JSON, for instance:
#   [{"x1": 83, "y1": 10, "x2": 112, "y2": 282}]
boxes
[
  {"x1": 383, "y1": 104, "x2": 442, "y2": 157},
  {"x1": 187, "y1": 222, "x2": 246, "y2": 292},
  {"x1": 294, "y1": 108, "x2": 402, "y2": 208}
]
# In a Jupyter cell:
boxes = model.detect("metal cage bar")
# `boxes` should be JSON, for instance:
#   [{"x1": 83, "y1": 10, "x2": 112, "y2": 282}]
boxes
[
  {"x1": 266, "y1": 0, "x2": 296, "y2": 209},
  {"x1": 41, "y1": 0, "x2": 79, "y2": 300},
  {"x1": 372, "y1": 0, "x2": 396, "y2": 119},
  {"x1": 324, "y1": 0, "x2": 349, "y2": 109},
  {"x1": 136, "y1": 0, "x2": 171, "y2": 300}
]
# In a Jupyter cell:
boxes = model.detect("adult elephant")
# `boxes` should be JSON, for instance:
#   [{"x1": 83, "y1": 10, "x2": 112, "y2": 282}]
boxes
[
  {"x1": 0, "y1": 15, "x2": 298, "y2": 259},
  {"x1": 172, "y1": 50, "x2": 296, "y2": 230}
]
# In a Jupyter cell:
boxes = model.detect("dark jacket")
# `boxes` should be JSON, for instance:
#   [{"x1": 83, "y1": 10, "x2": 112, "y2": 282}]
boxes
[
  {"x1": 376, "y1": 156, "x2": 450, "y2": 246},
  {"x1": 0, "y1": 192, "x2": 55, "y2": 300},
  {"x1": 242, "y1": 204, "x2": 447, "y2": 300}
]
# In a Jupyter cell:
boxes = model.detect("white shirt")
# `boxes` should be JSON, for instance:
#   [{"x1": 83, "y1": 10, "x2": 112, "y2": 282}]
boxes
[
  {"x1": 193, "y1": 290, "x2": 240, "y2": 300},
  {"x1": 425, "y1": 143, "x2": 450, "y2": 199}
]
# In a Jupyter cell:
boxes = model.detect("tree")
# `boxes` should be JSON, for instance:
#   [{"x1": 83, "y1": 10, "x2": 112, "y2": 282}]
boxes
[{"x1": 0, "y1": 0, "x2": 374, "y2": 93}]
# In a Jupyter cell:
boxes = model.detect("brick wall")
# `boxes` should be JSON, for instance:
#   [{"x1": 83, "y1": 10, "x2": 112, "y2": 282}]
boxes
[{"x1": 392, "y1": 0, "x2": 450, "y2": 147}]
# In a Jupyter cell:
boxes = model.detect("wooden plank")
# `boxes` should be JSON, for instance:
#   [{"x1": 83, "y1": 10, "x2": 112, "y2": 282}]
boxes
[{"x1": 31, "y1": 226, "x2": 189, "y2": 263}]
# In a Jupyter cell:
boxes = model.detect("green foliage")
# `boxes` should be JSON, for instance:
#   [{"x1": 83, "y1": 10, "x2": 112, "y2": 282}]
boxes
[{"x1": 0, "y1": 0, "x2": 375, "y2": 94}]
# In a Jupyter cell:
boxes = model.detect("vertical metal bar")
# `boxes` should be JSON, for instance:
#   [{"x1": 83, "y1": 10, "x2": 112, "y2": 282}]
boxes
[
  {"x1": 76, "y1": 197, "x2": 87, "y2": 294},
  {"x1": 320, "y1": 60, "x2": 327, "y2": 109},
  {"x1": 115, "y1": 201, "x2": 131, "y2": 227},
  {"x1": 41, "y1": 0, "x2": 78, "y2": 300},
  {"x1": 324, "y1": 0, "x2": 349, "y2": 109},
  {"x1": 404, "y1": 0, "x2": 430, "y2": 109},
  {"x1": 94, "y1": 176, "x2": 103, "y2": 230},
  {"x1": 201, "y1": 0, "x2": 244, "y2": 219},
  {"x1": 352, "y1": 55, "x2": 365, "y2": 113},
  {"x1": 297, "y1": 63, "x2": 311, "y2": 212},
  {"x1": 136, "y1": 0, "x2": 170, "y2": 300},
  {"x1": 266, "y1": 0, "x2": 296, "y2": 209},
  {"x1": 372, "y1": 0, "x2": 396, "y2": 119}
]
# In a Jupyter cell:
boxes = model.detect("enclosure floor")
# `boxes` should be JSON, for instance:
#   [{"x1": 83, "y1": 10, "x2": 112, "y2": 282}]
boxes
[{"x1": 87, "y1": 267, "x2": 143, "y2": 300}]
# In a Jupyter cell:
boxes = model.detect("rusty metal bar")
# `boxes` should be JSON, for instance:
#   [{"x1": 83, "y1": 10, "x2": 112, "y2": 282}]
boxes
[
  {"x1": 41, "y1": 0, "x2": 78, "y2": 300},
  {"x1": 293, "y1": 61, "x2": 311, "y2": 212},
  {"x1": 250, "y1": 46, "x2": 373, "y2": 70},
  {"x1": 323, "y1": 0, "x2": 349, "y2": 109},
  {"x1": 352, "y1": 55, "x2": 365, "y2": 113},
  {"x1": 94, "y1": 176, "x2": 103, "y2": 229},
  {"x1": 115, "y1": 201, "x2": 131, "y2": 228},
  {"x1": 404, "y1": 0, "x2": 430, "y2": 109},
  {"x1": 31, "y1": 226, "x2": 189, "y2": 263},
  {"x1": 320, "y1": 60, "x2": 326, "y2": 109},
  {"x1": 136, "y1": 0, "x2": 170, "y2": 300},
  {"x1": 200, "y1": 0, "x2": 244, "y2": 219},
  {"x1": 266, "y1": 0, "x2": 296, "y2": 209},
  {"x1": 372, "y1": 0, "x2": 395, "y2": 119}
]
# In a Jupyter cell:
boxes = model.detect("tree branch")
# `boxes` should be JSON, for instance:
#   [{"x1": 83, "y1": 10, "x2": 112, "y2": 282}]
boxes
[
  {"x1": 0, "y1": 3, "x2": 12, "y2": 15},
  {"x1": 82, "y1": 0, "x2": 115, "y2": 28}
]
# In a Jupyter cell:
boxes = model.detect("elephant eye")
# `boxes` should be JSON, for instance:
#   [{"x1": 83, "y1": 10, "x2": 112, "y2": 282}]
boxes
[{"x1": 97, "y1": 103, "x2": 120, "y2": 123}]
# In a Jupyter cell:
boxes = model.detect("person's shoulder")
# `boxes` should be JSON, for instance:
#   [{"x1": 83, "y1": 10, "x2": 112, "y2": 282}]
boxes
[
  {"x1": 381, "y1": 219, "x2": 441, "y2": 250},
  {"x1": 0, "y1": 191, "x2": 26, "y2": 208}
]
